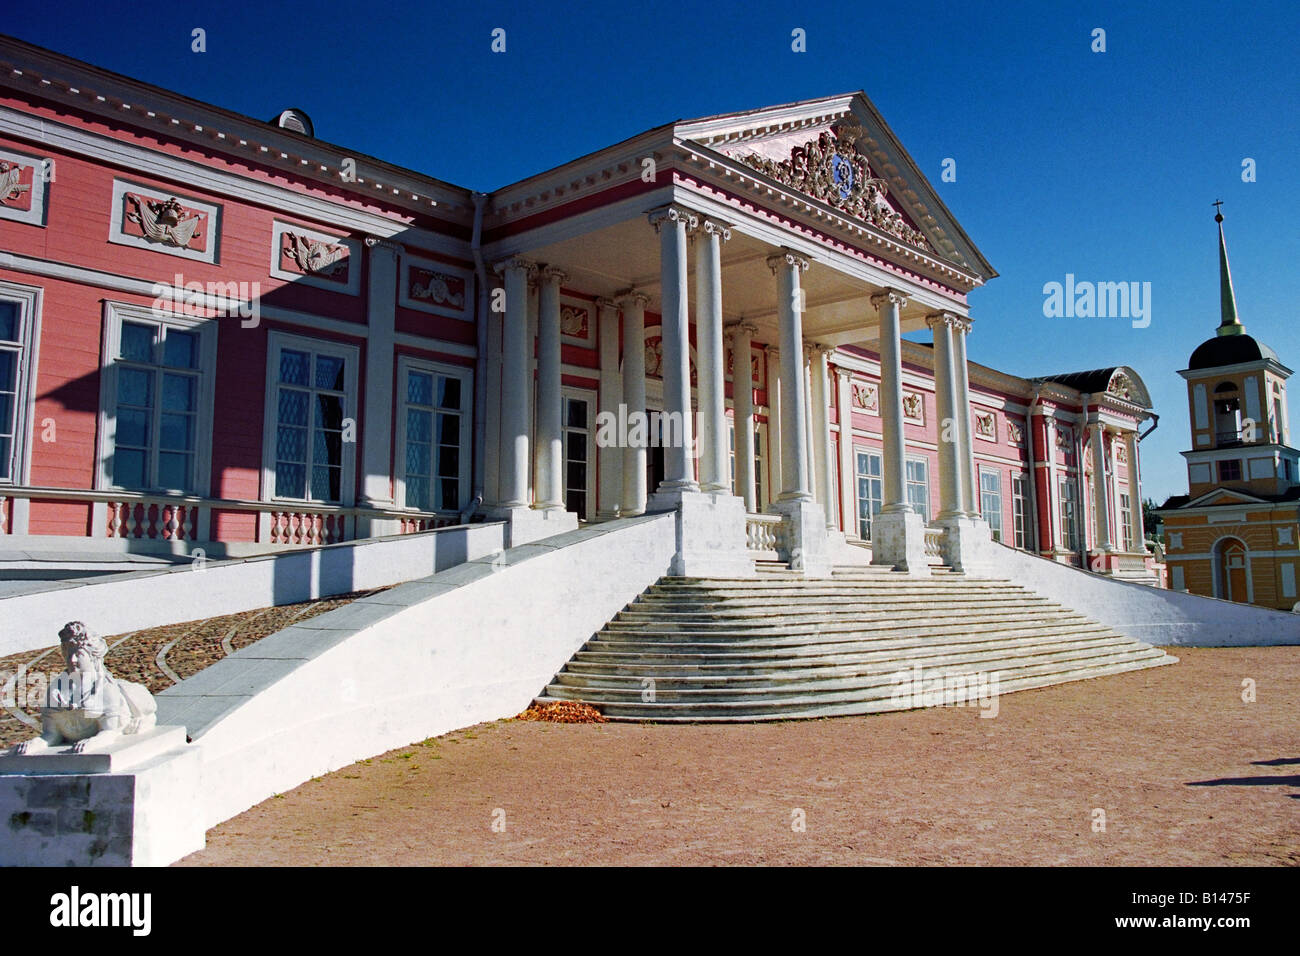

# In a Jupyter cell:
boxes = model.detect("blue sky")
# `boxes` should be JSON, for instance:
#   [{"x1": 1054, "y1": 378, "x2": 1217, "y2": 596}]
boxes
[{"x1": 8, "y1": 0, "x2": 1298, "y2": 501}]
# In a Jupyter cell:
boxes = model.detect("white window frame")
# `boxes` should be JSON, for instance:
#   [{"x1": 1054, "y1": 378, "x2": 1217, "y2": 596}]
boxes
[
  {"x1": 979, "y1": 466, "x2": 1003, "y2": 542},
  {"x1": 261, "y1": 330, "x2": 360, "y2": 506},
  {"x1": 905, "y1": 455, "x2": 930, "y2": 524},
  {"x1": 1059, "y1": 476, "x2": 1078, "y2": 552},
  {"x1": 1011, "y1": 473, "x2": 1033, "y2": 551},
  {"x1": 562, "y1": 385, "x2": 597, "y2": 521},
  {"x1": 0, "y1": 281, "x2": 42, "y2": 487},
  {"x1": 96, "y1": 301, "x2": 218, "y2": 496},
  {"x1": 855, "y1": 447, "x2": 884, "y2": 540},
  {"x1": 1120, "y1": 492, "x2": 1134, "y2": 552},
  {"x1": 395, "y1": 355, "x2": 473, "y2": 515},
  {"x1": 726, "y1": 413, "x2": 766, "y2": 508}
]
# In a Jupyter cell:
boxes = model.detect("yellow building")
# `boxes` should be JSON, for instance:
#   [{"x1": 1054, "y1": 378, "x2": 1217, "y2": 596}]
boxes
[{"x1": 1157, "y1": 208, "x2": 1300, "y2": 608}]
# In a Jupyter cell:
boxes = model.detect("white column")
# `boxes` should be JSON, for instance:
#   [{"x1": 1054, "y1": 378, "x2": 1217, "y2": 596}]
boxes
[
  {"x1": 764, "y1": 344, "x2": 783, "y2": 507},
  {"x1": 494, "y1": 256, "x2": 536, "y2": 508},
  {"x1": 728, "y1": 322, "x2": 758, "y2": 512},
  {"x1": 928, "y1": 312, "x2": 965, "y2": 521},
  {"x1": 835, "y1": 367, "x2": 857, "y2": 536},
  {"x1": 533, "y1": 266, "x2": 565, "y2": 510},
  {"x1": 359, "y1": 238, "x2": 401, "y2": 510},
  {"x1": 596, "y1": 297, "x2": 622, "y2": 520},
  {"x1": 619, "y1": 290, "x2": 649, "y2": 515},
  {"x1": 695, "y1": 218, "x2": 731, "y2": 493},
  {"x1": 649, "y1": 204, "x2": 698, "y2": 493},
  {"x1": 1127, "y1": 429, "x2": 1147, "y2": 550},
  {"x1": 768, "y1": 251, "x2": 811, "y2": 500},
  {"x1": 802, "y1": 344, "x2": 818, "y2": 506},
  {"x1": 953, "y1": 317, "x2": 977, "y2": 517},
  {"x1": 1090, "y1": 421, "x2": 1112, "y2": 551},
  {"x1": 810, "y1": 344, "x2": 837, "y2": 530},
  {"x1": 872, "y1": 290, "x2": 910, "y2": 513},
  {"x1": 483, "y1": 282, "x2": 503, "y2": 506}
]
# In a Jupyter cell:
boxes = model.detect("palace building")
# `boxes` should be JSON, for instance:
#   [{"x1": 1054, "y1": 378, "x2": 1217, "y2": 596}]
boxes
[
  {"x1": 1156, "y1": 210, "x2": 1299, "y2": 608},
  {"x1": 0, "y1": 35, "x2": 1162, "y2": 582}
]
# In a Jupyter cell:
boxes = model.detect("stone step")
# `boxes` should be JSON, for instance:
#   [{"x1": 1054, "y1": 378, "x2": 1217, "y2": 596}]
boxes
[
  {"x1": 566, "y1": 629, "x2": 1137, "y2": 676},
  {"x1": 605, "y1": 609, "x2": 1097, "y2": 635},
  {"x1": 615, "y1": 599, "x2": 1059, "y2": 622},
  {"x1": 539, "y1": 655, "x2": 1175, "y2": 722},
  {"x1": 577, "y1": 622, "x2": 1119, "y2": 661},
  {"x1": 554, "y1": 637, "x2": 1159, "y2": 694}
]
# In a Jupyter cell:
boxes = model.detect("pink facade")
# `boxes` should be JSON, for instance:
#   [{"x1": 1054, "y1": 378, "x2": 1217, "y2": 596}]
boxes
[{"x1": 0, "y1": 37, "x2": 1158, "y2": 579}]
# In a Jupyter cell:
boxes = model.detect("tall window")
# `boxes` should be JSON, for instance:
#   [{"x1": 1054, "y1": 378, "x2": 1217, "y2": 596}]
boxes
[
  {"x1": 100, "y1": 304, "x2": 215, "y2": 495},
  {"x1": 0, "y1": 298, "x2": 27, "y2": 483},
  {"x1": 980, "y1": 468, "x2": 1003, "y2": 542},
  {"x1": 1120, "y1": 492, "x2": 1134, "y2": 551},
  {"x1": 906, "y1": 457, "x2": 930, "y2": 524},
  {"x1": 1059, "y1": 477, "x2": 1078, "y2": 552},
  {"x1": 1012, "y1": 474, "x2": 1032, "y2": 551},
  {"x1": 727, "y1": 418, "x2": 764, "y2": 508},
  {"x1": 264, "y1": 333, "x2": 357, "y2": 503},
  {"x1": 400, "y1": 361, "x2": 469, "y2": 513},
  {"x1": 856, "y1": 449, "x2": 882, "y2": 540},
  {"x1": 563, "y1": 392, "x2": 592, "y2": 518}
]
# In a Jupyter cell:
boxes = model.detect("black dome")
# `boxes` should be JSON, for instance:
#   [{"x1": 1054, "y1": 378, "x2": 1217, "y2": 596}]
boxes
[{"x1": 1188, "y1": 333, "x2": 1277, "y2": 370}]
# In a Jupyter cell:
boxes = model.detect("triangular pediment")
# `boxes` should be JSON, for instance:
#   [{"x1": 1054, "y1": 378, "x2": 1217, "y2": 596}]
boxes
[
  {"x1": 675, "y1": 93, "x2": 994, "y2": 279},
  {"x1": 1184, "y1": 487, "x2": 1269, "y2": 508}
]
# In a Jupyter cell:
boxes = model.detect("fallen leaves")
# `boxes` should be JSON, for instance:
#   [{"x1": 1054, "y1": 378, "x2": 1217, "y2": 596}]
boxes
[{"x1": 515, "y1": 700, "x2": 607, "y2": 723}]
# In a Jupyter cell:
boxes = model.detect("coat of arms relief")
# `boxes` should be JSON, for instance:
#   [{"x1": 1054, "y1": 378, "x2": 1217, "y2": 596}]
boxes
[{"x1": 738, "y1": 124, "x2": 930, "y2": 251}]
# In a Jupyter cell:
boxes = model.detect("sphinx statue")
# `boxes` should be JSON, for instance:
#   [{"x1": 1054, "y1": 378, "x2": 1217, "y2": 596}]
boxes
[{"x1": 8, "y1": 622, "x2": 157, "y2": 755}]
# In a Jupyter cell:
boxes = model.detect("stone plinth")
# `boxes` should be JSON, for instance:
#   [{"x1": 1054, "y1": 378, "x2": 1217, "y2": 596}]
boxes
[
  {"x1": 0, "y1": 726, "x2": 203, "y2": 866},
  {"x1": 768, "y1": 497, "x2": 832, "y2": 578},
  {"x1": 936, "y1": 515, "x2": 997, "y2": 574},
  {"x1": 646, "y1": 489, "x2": 755, "y2": 578},
  {"x1": 870, "y1": 509, "x2": 930, "y2": 576}
]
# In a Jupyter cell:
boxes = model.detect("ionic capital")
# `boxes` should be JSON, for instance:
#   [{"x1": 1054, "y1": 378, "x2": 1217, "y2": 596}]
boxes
[
  {"x1": 364, "y1": 236, "x2": 404, "y2": 259},
  {"x1": 870, "y1": 288, "x2": 908, "y2": 312},
  {"x1": 648, "y1": 204, "x2": 699, "y2": 234},
  {"x1": 539, "y1": 265, "x2": 567, "y2": 285},
  {"x1": 725, "y1": 320, "x2": 760, "y2": 342},
  {"x1": 766, "y1": 249, "x2": 810, "y2": 274},
  {"x1": 925, "y1": 310, "x2": 960, "y2": 331},
  {"x1": 698, "y1": 217, "x2": 733, "y2": 242},
  {"x1": 834, "y1": 365, "x2": 854, "y2": 382},
  {"x1": 493, "y1": 256, "x2": 538, "y2": 279},
  {"x1": 595, "y1": 296, "x2": 618, "y2": 313},
  {"x1": 615, "y1": 288, "x2": 650, "y2": 310}
]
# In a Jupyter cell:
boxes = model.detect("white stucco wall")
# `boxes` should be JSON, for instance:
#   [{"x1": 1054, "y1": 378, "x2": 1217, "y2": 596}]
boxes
[
  {"x1": 0, "y1": 523, "x2": 506, "y2": 657},
  {"x1": 986, "y1": 542, "x2": 1300, "y2": 646},
  {"x1": 155, "y1": 514, "x2": 676, "y2": 830}
]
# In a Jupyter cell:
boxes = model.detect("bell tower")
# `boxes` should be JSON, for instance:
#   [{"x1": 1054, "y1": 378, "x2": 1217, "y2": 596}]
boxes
[{"x1": 1178, "y1": 205, "x2": 1296, "y2": 498}]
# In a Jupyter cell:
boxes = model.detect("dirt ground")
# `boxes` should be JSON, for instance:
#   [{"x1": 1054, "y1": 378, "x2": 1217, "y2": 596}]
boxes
[{"x1": 177, "y1": 645, "x2": 1299, "y2": 866}]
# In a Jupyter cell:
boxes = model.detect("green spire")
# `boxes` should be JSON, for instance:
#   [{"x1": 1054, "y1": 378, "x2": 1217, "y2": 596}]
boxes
[{"x1": 1214, "y1": 201, "x2": 1244, "y2": 337}]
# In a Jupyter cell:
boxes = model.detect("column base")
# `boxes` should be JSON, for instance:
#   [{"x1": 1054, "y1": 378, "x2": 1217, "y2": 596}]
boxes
[
  {"x1": 646, "y1": 489, "x2": 755, "y2": 578},
  {"x1": 870, "y1": 509, "x2": 931, "y2": 576},
  {"x1": 483, "y1": 505, "x2": 579, "y2": 548},
  {"x1": 768, "y1": 497, "x2": 833, "y2": 578},
  {"x1": 935, "y1": 514, "x2": 997, "y2": 574}
]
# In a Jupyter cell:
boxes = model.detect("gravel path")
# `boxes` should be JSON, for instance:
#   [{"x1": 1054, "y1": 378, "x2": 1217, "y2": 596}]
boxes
[{"x1": 178, "y1": 645, "x2": 1300, "y2": 866}]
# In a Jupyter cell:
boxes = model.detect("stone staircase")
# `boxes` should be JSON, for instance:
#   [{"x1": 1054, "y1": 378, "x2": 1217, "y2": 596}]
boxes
[{"x1": 535, "y1": 565, "x2": 1177, "y2": 721}]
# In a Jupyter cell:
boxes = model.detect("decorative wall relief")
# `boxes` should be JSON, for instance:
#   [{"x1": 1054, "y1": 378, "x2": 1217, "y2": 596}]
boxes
[
  {"x1": 399, "y1": 253, "x2": 474, "y2": 321},
  {"x1": 0, "y1": 148, "x2": 46, "y2": 226},
  {"x1": 110, "y1": 180, "x2": 221, "y2": 263},
  {"x1": 1007, "y1": 420, "x2": 1024, "y2": 446},
  {"x1": 560, "y1": 297, "x2": 593, "y2": 348},
  {"x1": 851, "y1": 381, "x2": 878, "y2": 413},
  {"x1": 975, "y1": 411, "x2": 997, "y2": 440},
  {"x1": 902, "y1": 391, "x2": 924, "y2": 423},
  {"x1": 270, "y1": 221, "x2": 362, "y2": 295}
]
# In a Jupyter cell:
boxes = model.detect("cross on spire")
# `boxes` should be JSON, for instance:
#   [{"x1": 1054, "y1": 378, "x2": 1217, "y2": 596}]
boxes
[{"x1": 1213, "y1": 198, "x2": 1224, "y2": 223}]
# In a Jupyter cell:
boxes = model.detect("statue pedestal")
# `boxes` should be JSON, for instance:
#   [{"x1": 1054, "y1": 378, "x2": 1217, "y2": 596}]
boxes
[{"x1": 0, "y1": 725, "x2": 204, "y2": 866}]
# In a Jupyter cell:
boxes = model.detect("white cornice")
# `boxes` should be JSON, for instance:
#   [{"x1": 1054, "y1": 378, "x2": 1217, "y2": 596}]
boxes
[
  {"x1": 0, "y1": 105, "x2": 473, "y2": 259},
  {"x1": 1178, "y1": 357, "x2": 1294, "y2": 380},
  {"x1": 0, "y1": 39, "x2": 473, "y2": 218}
]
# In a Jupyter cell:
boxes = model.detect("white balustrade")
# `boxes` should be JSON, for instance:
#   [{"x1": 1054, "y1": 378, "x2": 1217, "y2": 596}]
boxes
[
  {"x1": 924, "y1": 526, "x2": 945, "y2": 559},
  {"x1": 745, "y1": 513, "x2": 786, "y2": 558}
]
